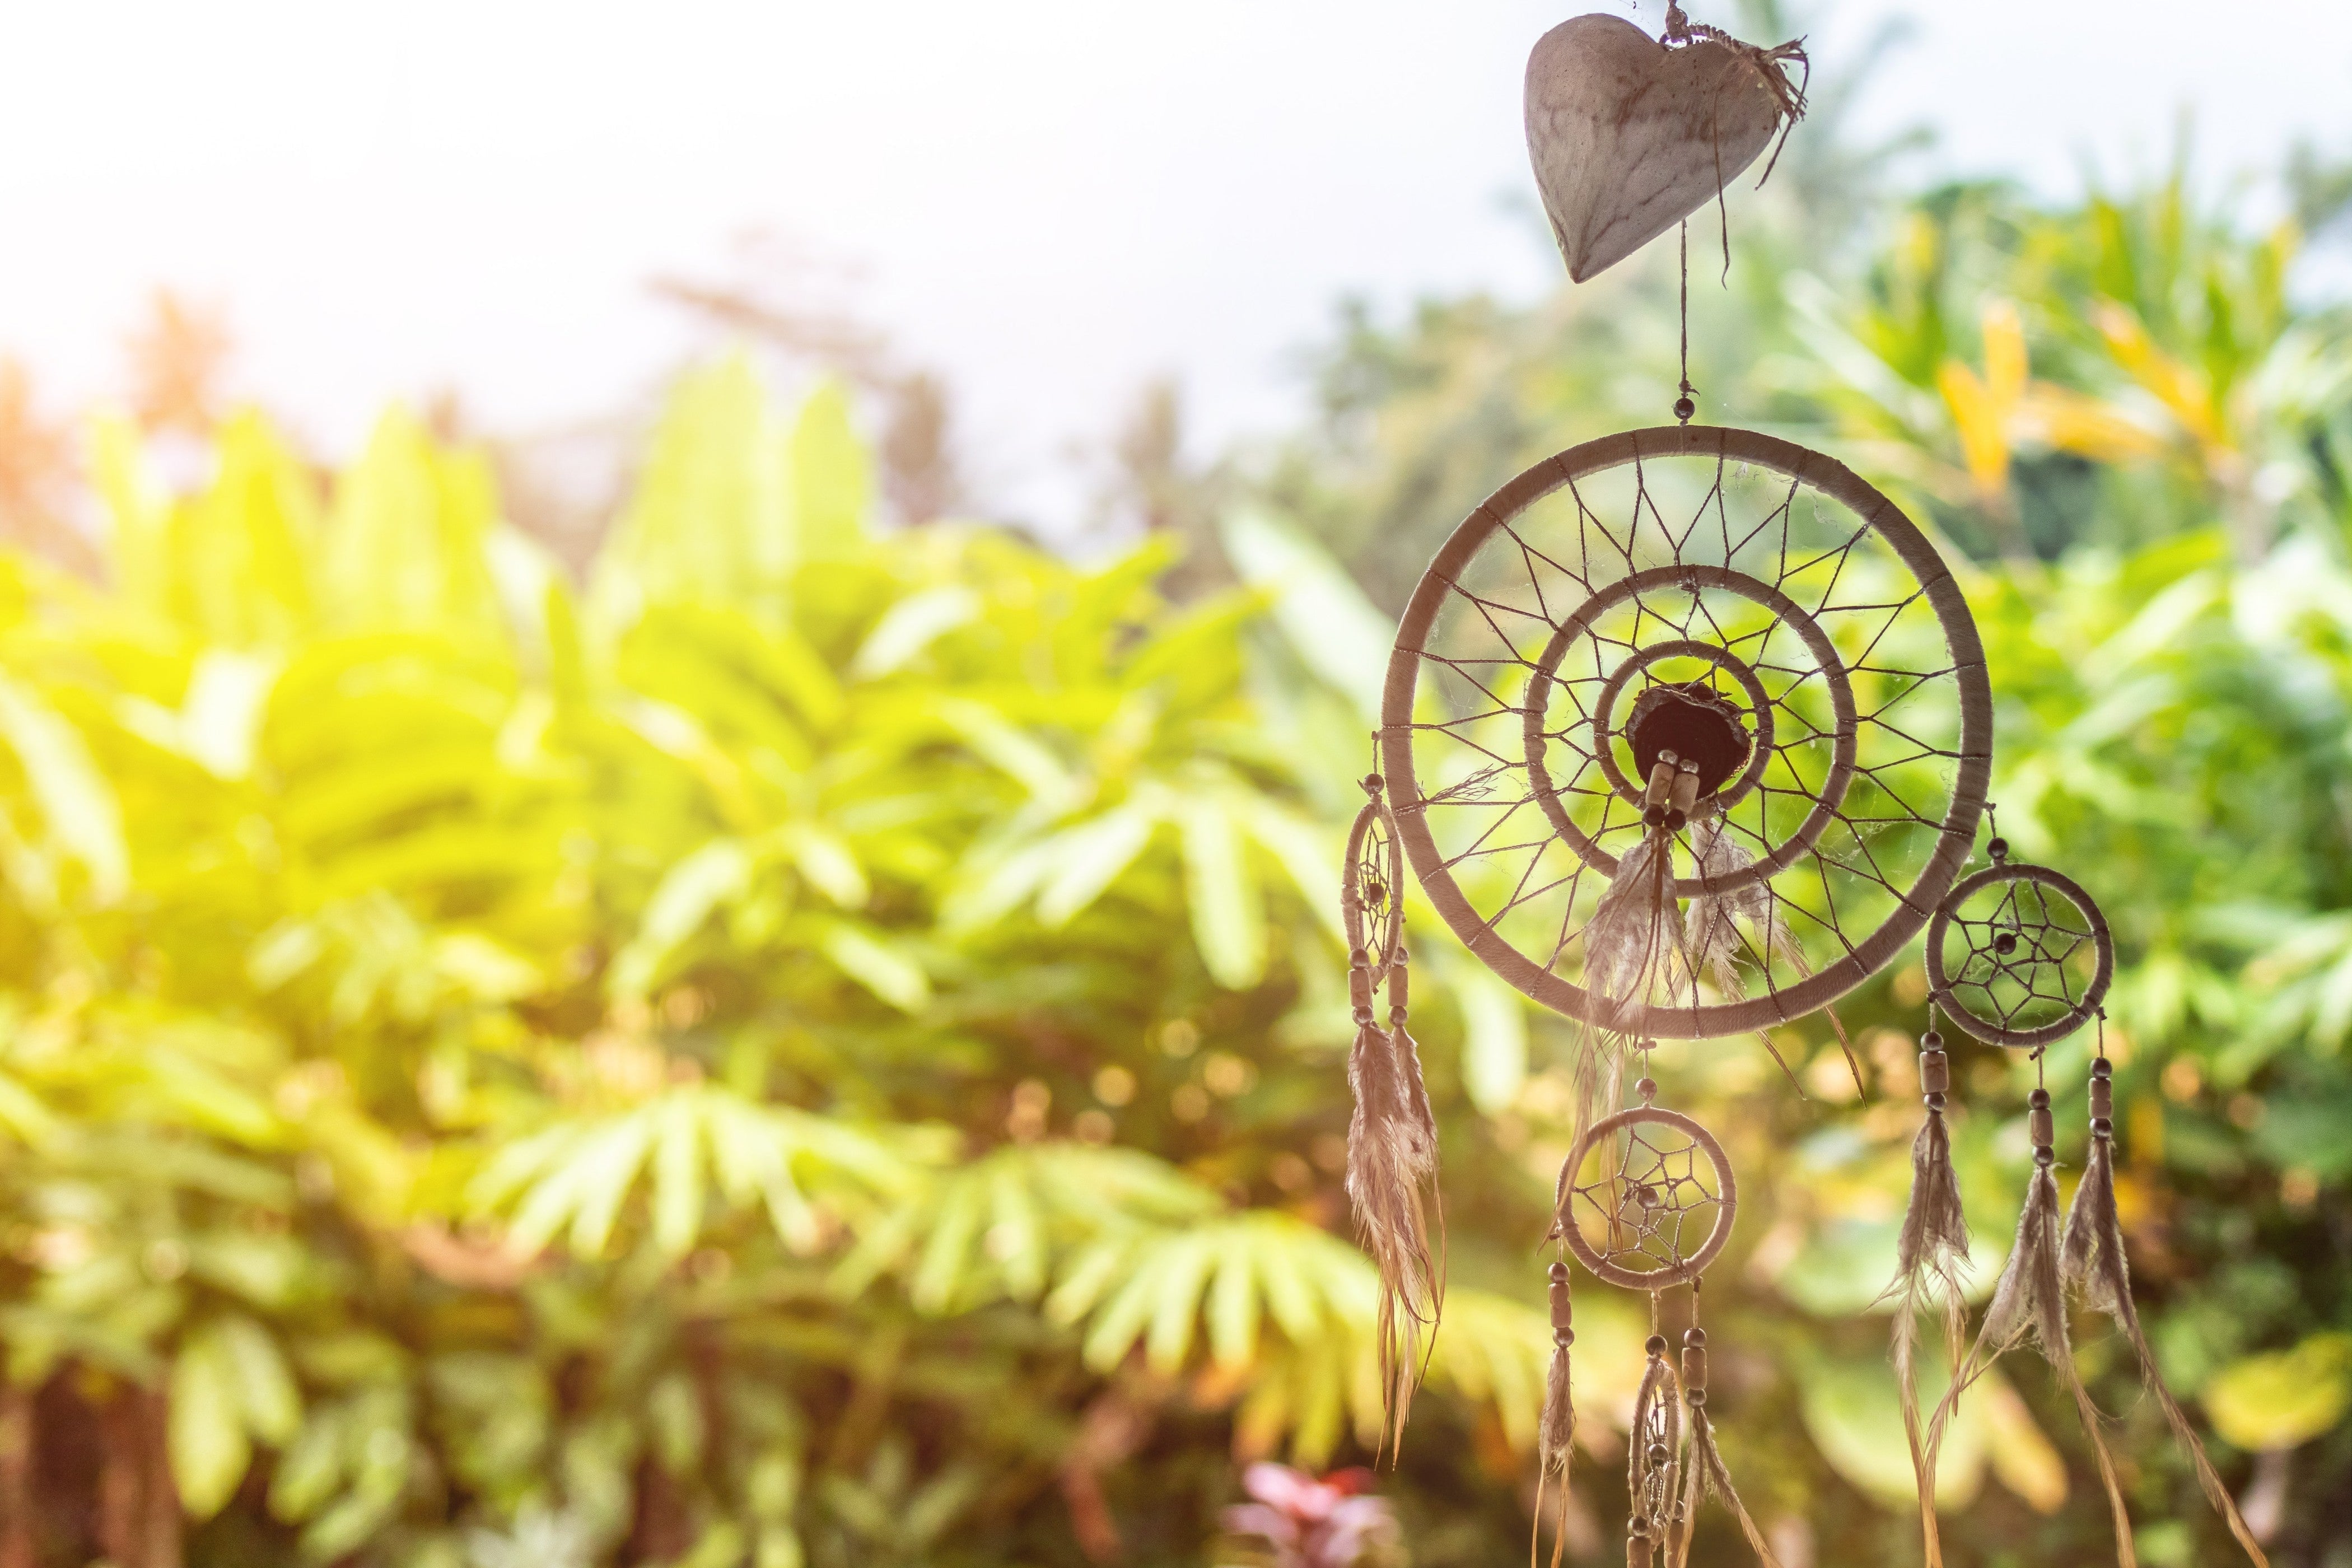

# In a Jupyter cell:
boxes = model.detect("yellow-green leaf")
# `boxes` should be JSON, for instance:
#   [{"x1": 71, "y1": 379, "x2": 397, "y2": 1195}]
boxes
[
  {"x1": 171, "y1": 1322, "x2": 255, "y2": 1519},
  {"x1": 2205, "y1": 1333, "x2": 2352, "y2": 1452}
]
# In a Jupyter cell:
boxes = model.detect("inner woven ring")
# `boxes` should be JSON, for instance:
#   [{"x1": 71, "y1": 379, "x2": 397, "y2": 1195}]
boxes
[
  {"x1": 1522, "y1": 563, "x2": 1859, "y2": 897},
  {"x1": 1589, "y1": 640, "x2": 1775, "y2": 810}
]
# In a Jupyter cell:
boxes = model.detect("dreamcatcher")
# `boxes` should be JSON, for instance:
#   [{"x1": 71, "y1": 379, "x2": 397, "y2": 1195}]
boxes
[
  {"x1": 1889, "y1": 835, "x2": 2269, "y2": 1567},
  {"x1": 1342, "y1": 772, "x2": 1441, "y2": 1451},
  {"x1": 1326, "y1": 5, "x2": 2267, "y2": 1565}
]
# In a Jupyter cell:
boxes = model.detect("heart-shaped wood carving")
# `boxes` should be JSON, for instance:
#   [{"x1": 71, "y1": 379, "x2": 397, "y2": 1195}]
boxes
[{"x1": 1525, "y1": 13, "x2": 1787, "y2": 283}]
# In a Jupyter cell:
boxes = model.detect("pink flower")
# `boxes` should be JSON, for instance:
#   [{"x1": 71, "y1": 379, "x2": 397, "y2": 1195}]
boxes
[{"x1": 1221, "y1": 1464, "x2": 1396, "y2": 1568}]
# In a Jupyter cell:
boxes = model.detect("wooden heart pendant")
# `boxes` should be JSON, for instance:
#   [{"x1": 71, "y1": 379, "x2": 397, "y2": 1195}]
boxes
[{"x1": 1525, "y1": 13, "x2": 1791, "y2": 283}]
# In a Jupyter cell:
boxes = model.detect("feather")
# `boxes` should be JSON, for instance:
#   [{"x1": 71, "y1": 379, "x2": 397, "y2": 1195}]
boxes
[
  {"x1": 1570, "y1": 829, "x2": 1683, "y2": 1166},
  {"x1": 1678, "y1": 1407, "x2": 1784, "y2": 1568},
  {"x1": 1879, "y1": 1105, "x2": 1970, "y2": 1568},
  {"x1": 2064, "y1": 1134, "x2": 2271, "y2": 1567},
  {"x1": 1346, "y1": 1011, "x2": 1436, "y2": 1452},
  {"x1": 1539, "y1": 1342, "x2": 1576, "y2": 1481},
  {"x1": 1688, "y1": 815, "x2": 1855, "y2": 1094},
  {"x1": 1391, "y1": 1021, "x2": 1440, "y2": 1186},
  {"x1": 1931, "y1": 1160, "x2": 2136, "y2": 1567},
  {"x1": 1587, "y1": 832, "x2": 1689, "y2": 1028},
  {"x1": 1534, "y1": 1336, "x2": 1576, "y2": 1568}
]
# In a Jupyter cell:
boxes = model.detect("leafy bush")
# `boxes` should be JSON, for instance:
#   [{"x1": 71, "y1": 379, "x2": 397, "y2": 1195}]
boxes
[{"x1": 0, "y1": 166, "x2": 2348, "y2": 1568}]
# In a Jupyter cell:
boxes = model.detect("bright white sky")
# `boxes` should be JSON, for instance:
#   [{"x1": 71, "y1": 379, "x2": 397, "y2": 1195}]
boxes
[{"x1": 2, "y1": 1, "x2": 2349, "y2": 529}]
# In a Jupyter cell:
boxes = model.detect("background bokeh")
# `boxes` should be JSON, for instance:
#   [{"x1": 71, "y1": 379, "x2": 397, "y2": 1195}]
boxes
[{"x1": 0, "y1": 4, "x2": 2349, "y2": 1567}]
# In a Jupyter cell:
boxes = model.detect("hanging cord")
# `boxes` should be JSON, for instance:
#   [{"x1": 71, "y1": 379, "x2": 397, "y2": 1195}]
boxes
[
  {"x1": 1661, "y1": 0, "x2": 1810, "y2": 296},
  {"x1": 1675, "y1": 222, "x2": 1698, "y2": 425}
]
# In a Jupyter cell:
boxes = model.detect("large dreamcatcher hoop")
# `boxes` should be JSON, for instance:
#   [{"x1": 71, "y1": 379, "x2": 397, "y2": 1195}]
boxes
[{"x1": 1379, "y1": 423, "x2": 1993, "y2": 1038}]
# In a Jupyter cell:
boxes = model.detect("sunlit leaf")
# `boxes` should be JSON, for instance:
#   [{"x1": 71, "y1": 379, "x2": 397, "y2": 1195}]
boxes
[
  {"x1": 171, "y1": 1318, "x2": 255, "y2": 1518},
  {"x1": 2205, "y1": 1333, "x2": 2352, "y2": 1452},
  {"x1": 0, "y1": 670, "x2": 128, "y2": 900}
]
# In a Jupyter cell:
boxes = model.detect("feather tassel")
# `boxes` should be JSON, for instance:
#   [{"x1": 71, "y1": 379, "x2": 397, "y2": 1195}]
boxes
[
  {"x1": 1346, "y1": 947, "x2": 1438, "y2": 1453},
  {"x1": 1534, "y1": 1261, "x2": 1577, "y2": 1568},
  {"x1": 1678, "y1": 1408, "x2": 1782, "y2": 1567},
  {"x1": 1930, "y1": 1108, "x2": 2135, "y2": 1567},
  {"x1": 1586, "y1": 832, "x2": 1688, "y2": 1030},
  {"x1": 1355, "y1": 940, "x2": 1439, "y2": 1457},
  {"x1": 1569, "y1": 820, "x2": 1681, "y2": 1165},
  {"x1": 1878, "y1": 1030, "x2": 1969, "y2": 1568},
  {"x1": 2062, "y1": 1071, "x2": 2270, "y2": 1567},
  {"x1": 1668, "y1": 1327, "x2": 1780, "y2": 1568},
  {"x1": 1687, "y1": 814, "x2": 1855, "y2": 1093},
  {"x1": 1388, "y1": 954, "x2": 1440, "y2": 1187}
]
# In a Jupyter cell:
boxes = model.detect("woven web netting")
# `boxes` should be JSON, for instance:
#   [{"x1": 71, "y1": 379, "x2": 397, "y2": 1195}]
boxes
[
  {"x1": 1933, "y1": 872, "x2": 2102, "y2": 1040},
  {"x1": 1395, "y1": 445, "x2": 1976, "y2": 1033},
  {"x1": 1566, "y1": 1113, "x2": 1728, "y2": 1282}
]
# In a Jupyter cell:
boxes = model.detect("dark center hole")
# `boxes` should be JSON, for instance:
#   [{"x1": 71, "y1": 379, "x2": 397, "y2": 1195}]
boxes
[{"x1": 1627, "y1": 680, "x2": 1752, "y2": 799}]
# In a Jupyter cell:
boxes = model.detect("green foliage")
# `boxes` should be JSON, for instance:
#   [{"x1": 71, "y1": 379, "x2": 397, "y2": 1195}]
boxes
[
  {"x1": 0, "y1": 153, "x2": 2349, "y2": 1568},
  {"x1": 0, "y1": 371, "x2": 1574, "y2": 1568}
]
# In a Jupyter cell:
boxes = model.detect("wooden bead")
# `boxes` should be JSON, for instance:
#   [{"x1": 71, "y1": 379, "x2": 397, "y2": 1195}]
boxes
[
  {"x1": 1682, "y1": 1346, "x2": 1708, "y2": 1392},
  {"x1": 1627, "y1": 1536, "x2": 1655, "y2": 1568},
  {"x1": 1919, "y1": 1049, "x2": 1949, "y2": 1095},
  {"x1": 1644, "y1": 759, "x2": 1677, "y2": 810},
  {"x1": 2088, "y1": 1077, "x2": 2113, "y2": 1119},
  {"x1": 1668, "y1": 764, "x2": 1700, "y2": 815},
  {"x1": 2028, "y1": 1106, "x2": 2054, "y2": 1150}
]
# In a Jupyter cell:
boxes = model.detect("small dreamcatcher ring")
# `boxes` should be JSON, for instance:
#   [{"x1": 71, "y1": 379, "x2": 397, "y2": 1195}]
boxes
[
  {"x1": 1343, "y1": 781, "x2": 1406, "y2": 980},
  {"x1": 1523, "y1": 563, "x2": 1858, "y2": 895},
  {"x1": 1559, "y1": 1105, "x2": 1738, "y2": 1290},
  {"x1": 1926, "y1": 860, "x2": 2114, "y2": 1049}
]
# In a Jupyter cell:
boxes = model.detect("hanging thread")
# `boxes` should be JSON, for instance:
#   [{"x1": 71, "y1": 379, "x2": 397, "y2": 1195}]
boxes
[{"x1": 1676, "y1": 222, "x2": 1698, "y2": 424}]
